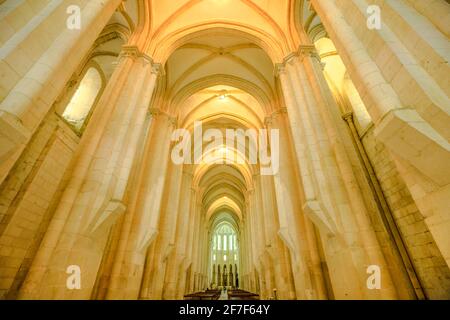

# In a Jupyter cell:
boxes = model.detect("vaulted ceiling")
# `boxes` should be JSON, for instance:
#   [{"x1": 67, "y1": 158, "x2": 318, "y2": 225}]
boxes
[
  {"x1": 145, "y1": 0, "x2": 297, "y2": 60},
  {"x1": 167, "y1": 33, "x2": 270, "y2": 229},
  {"x1": 77, "y1": 0, "x2": 330, "y2": 229},
  {"x1": 121, "y1": 0, "x2": 328, "y2": 230}
]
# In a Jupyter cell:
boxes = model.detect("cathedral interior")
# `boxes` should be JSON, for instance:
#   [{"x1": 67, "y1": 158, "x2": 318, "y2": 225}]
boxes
[{"x1": 0, "y1": 0, "x2": 449, "y2": 300}]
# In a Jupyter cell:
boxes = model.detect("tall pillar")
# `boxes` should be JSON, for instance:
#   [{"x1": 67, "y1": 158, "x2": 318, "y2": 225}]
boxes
[
  {"x1": 300, "y1": 40, "x2": 424, "y2": 299},
  {"x1": 188, "y1": 203, "x2": 202, "y2": 293},
  {"x1": 175, "y1": 188, "x2": 199, "y2": 298},
  {"x1": 189, "y1": 210, "x2": 201, "y2": 292},
  {"x1": 105, "y1": 104, "x2": 175, "y2": 300},
  {"x1": 162, "y1": 169, "x2": 194, "y2": 299},
  {"x1": 259, "y1": 170, "x2": 298, "y2": 299},
  {"x1": 311, "y1": 0, "x2": 450, "y2": 268},
  {"x1": 276, "y1": 47, "x2": 402, "y2": 298},
  {"x1": 17, "y1": 47, "x2": 160, "y2": 299},
  {"x1": 311, "y1": 0, "x2": 449, "y2": 149},
  {"x1": 406, "y1": 0, "x2": 449, "y2": 34},
  {"x1": 253, "y1": 174, "x2": 273, "y2": 298},
  {"x1": 140, "y1": 160, "x2": 185, "y2": 299},
  {"x1": 265, "y1": 108, "x2": 315, "y2": 300},
  {"x1": 212, "y1": 265, "x2": 216, "y2": 288},
  {"x1": 0, "y1": 0, "x2": 122, "y2": 184}
]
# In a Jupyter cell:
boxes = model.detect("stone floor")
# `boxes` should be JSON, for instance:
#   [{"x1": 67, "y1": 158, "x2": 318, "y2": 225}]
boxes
[{"x1": 185, "y1": 289, "x2": 260, "y2": 300}]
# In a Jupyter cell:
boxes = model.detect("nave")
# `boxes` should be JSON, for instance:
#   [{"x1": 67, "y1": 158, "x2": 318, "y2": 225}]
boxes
[{"x1": 0, "y1": 0, "x2": 449, "y2": 301}]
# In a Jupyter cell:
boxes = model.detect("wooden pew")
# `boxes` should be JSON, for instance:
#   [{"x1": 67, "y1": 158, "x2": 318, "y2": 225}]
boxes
[
  {"x1": 228, "y1": 290, "x2": 260, "y2": 300},
  {"x1": 184, "y1": 290, "x2": 221, "y2": 300}
]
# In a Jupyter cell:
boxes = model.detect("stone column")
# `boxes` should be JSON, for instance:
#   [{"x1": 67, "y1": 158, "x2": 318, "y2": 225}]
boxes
[
  {"x1": 212, "y1": 265, "x2": 216, "y2": 288},
  {"x1": 406, "y1": 0, "x2": 449, "y2": 35},
  {"x1": 0, "y1": 0, "x2": 122, "y2": 184},
  {"x1": 342, "y1": 112, "x2": 424, "y2": 299},
  {"x1": 187, "y1": 203, "x2": 202, "y2": 293},
  {"x1": 261, "y1": 254, "x2": 275, "y2": 298},
  {"x1": 303, "y1": 46, "x2": 418, "y2": 299},
  {"x1": 17, "y1": 47, "x2": 160, "y2": 299},
  {"x1": 189, "y1": 209, "x2": 202, "y2": 292},
  {"x1": 241, "y1": 217, "x2": 251, "y2": 292},
  {"x1": 244, "y1": 191, "x2": 257, "y2": 290},
  {"x1": 162, "y1": 169, "x2": 194, "y2": 299},
  {"x1": 200, "y1": 224, "x2": 208, "y2": 290},
  {"x1": 247, "y1": 189, "x2": 260, "y2": 284},
  {"x1": 140, "y1": 160, "x2": 185, "y2": 299},
  {"x1": 266, "y1": 108, "x2": 316, "y2": 299},
  {"x1": 277, "y1": 47, "x2": 401, "y2": 298},
  {"x1": 105, "y1": 105, "x2": 175, "y2": 300},
  {"x1": 311, "y1": 1, "x2": 450, "y2": 265},
  {"x1": 259, "y1": 169, "x2": 297, "y2": 299},
  {"x1": 311, "y1": 0, "x2": 449, "y2": 151},
  {"x1": 175, "y1": 188, "x2": 199, "y2": 298},
  {"x1": 239, "y1": 220, "x2": 248, "y2": 290},
  {"x1": 253, "y1": 174, "x2": 273, "y2": 297},
  {"x1": 253, "y1": 174, "x2": 269, "y2": 254}
]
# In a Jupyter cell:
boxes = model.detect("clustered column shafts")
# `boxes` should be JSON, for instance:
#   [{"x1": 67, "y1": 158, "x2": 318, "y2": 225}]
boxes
[{"x1": 0, "y1": 0, "x2": 448, "y2": 301}]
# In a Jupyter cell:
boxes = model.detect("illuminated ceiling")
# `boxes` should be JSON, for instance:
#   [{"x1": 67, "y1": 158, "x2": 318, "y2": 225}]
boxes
[{"x1": 100, "y1": 0, "x2": 326, "y2": 229}]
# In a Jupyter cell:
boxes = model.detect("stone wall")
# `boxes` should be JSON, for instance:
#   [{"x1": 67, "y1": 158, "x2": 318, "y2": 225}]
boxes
[
  {"x1": 0, "y1": 111, "x2": 79, "y2": 298},
  {"x1": 362, "y1": 127, "x2": 450, "y2": 299}
]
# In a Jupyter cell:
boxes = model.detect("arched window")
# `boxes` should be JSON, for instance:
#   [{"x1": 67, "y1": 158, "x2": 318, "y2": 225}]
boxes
[
  {"x1": 215, "y1": 225, "x2": 235, "y2": 252},
  {"x1": 210, "y1": 221, "x2": 240, "y2": 287},
  {"x1": 62, "y1": 67, "x2": 102, "y2": 132}
]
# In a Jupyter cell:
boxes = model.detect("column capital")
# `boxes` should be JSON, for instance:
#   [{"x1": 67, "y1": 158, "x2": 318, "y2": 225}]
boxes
[
  {"x1": 275, "y1": 45, "x2": 320, "y2": 77},
  {"x1": 296, "y1": 44, "x2": 319, "y2": 60},
  {"x1": 273, "y1": 63, "x2": 287, "y2": 78},
  {"x1": 272, "y1": 108, "x2": 288, "y2": 119},
  {"x1": 147, "y1": 107, "x2": 177, "y2": 126},
  {"x1": 342, "y1": 111, "x2": 354, "y2": 122},
  {"x1": 264, "y1": 115, "x2": 273, "y2": 127},
  {"x1": 166, "y1": 114, "x2": 178, "y2": 127},
  {"x1": 276, "y1": 45, "x2": 321, "y2": 76},
  {"x1": 120, "y1": 45, "x2": 152, "y2": 62},
  {"x1": 120, "y1": 45, "x2": 165, "y2": 76},
  {"x1": 67, "y1": 76, "x2": 78, "y2": 89},
  {"x1": 283, "y1": 52, "x2": 299, "y2": 65},
  {"x1": 151, "y1": 63, "x2": 165, "y2": 77},
  {"x1": 265, "y1": 108, "x2": 287, "y2": 126},
  {"x1": 298, "y1": 45, "x2": 323, "y2": 66},
  {"x1": 148, "y1": 107, "x2": 161, "y2": 117}
]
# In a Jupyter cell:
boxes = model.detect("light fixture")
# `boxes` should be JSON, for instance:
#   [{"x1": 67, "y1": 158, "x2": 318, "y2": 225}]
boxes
[{"x1": 217, "y1": 90, "x2": 228, "y2": 101}]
